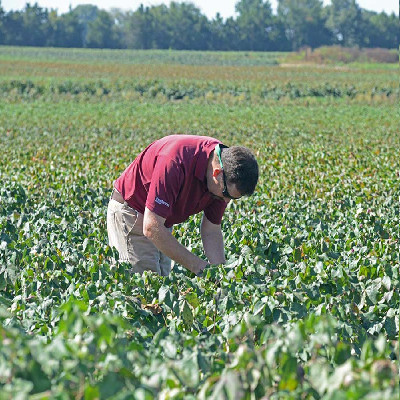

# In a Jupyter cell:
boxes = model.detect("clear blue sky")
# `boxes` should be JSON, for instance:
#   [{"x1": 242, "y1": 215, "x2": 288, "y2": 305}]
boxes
[{"x1": 2, "y1": 0, "x2": 398, "y2": 18}]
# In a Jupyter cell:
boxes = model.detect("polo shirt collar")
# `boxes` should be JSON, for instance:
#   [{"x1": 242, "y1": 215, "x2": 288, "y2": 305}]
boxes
[{"x1": 194, "y1": 142, "x2": 222, "y2": 182}]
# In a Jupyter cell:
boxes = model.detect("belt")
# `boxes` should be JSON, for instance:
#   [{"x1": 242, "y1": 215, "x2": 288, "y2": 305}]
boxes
[{"x1": 111, "y1": 189, "x2": 125, "y2": 204}]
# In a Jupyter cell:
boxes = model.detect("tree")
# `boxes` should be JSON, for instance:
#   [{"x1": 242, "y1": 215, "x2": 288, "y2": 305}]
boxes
[
  {"x1": 277, "y1": 0, "x2": 330, "y2": 50},
  {"x1": 108, "y1": 8, "x2": 128, "y2": 49},
  {"x1": 0, "y1": 0, "x2": 397, "y2": 51},
  {"x1": 0, "y1": 1, "x2": 4, "y2": 44},
  {"x1": 1, "y1": 10, "x2": 25, "y2": 45},
  {"x1": 71, "y1": 4, "x2": 98, "y2": 47},
  {"x1": 361, "y1": 11, "x2": 399, "y2": 49},
  {"x1": 147, "y1": 5, "x2": 171, "y2": 49},
  {"x1": 120, "y1": 5, "x2": 154, "y2": 49},
  {"x1": 85, "y1": 10, "x2": 118, "y2": 48},
  {"x1": 209, "y1": 12, "x2": 229, "y2": 50},
  {"x1": 325, "y1": 0, "x2": 363, "y2": 47},
  {"x1": 235, "y1": 0, "x2": 278, "y2": 51},
  {"x1": 47, "y1": 10, "x2": 83, "y2": 47},
  {"x1": 23, "y1": 3, "x2": 52, "y2": 46},
  {"x1": 1, "y1": 3, "x2": 52, "y2": 46},
  {"x1": 166, "y1": 2, "x2": 211, "y2": 50}
]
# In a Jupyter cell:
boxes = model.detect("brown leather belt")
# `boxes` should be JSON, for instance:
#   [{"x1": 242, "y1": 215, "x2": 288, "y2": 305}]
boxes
[{"x1": 111, "y1": 189, "x2": 125, "y2": 204}]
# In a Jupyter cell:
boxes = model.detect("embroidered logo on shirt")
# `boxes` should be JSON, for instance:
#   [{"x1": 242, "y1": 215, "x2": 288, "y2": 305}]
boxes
[{"x1": 155, "y1": 197, "x2": 170, "y2": 207}]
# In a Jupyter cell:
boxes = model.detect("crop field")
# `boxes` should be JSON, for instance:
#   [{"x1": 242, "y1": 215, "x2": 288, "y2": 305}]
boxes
[{"x1": 0, "y1": 46, "x2": 399, "y2": 399}]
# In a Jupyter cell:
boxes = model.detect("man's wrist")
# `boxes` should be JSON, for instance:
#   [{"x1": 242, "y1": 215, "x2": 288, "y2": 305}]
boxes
[{"x1": 195, "y1": 261, "x2": 210, "y2": 276}]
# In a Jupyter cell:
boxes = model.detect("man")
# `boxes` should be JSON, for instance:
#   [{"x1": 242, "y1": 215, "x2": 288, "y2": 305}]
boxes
[{"x1": 107, "y1": 135, "x2": 258, "y2": 276}]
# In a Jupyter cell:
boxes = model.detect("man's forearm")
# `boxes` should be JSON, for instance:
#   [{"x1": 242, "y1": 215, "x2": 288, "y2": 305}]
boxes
[
  {"x1": 201, "y1": 227, "x2": 226, "y2": 265},
  {"x1": 150, "y1": 226, "x2": 204, "y2": 272},
  {"x1": 143, "y1": 209, "x2": 206, "y2": 274}
]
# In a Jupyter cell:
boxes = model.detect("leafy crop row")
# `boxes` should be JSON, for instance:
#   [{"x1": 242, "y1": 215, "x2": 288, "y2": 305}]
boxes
[
  {"x1": 0, "y1": 46, "x2": 282, "y2": 66},
  {"x1": 0, "y1": 78, "x2": 397, "y2": 102}
]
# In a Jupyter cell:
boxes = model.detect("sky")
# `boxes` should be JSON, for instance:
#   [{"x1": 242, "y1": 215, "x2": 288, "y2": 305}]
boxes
[{"x1": 2, "y1": 0, "x2": 398, "y2": 18}]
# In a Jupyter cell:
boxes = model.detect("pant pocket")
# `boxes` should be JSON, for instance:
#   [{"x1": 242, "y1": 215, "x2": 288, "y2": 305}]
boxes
[{"x1": 120, "y1": 205, "x2": 138, "y2": 237}]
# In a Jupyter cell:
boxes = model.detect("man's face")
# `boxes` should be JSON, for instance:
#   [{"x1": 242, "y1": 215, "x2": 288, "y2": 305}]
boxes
[{"x1": 209, "y1": 169, "x2": 242, "y2": 203}]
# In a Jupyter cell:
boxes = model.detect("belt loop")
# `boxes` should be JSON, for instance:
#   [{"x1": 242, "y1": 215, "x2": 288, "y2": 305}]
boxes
[{"x1": 111, "y1": 188, "x2": 125, "y2": 204}]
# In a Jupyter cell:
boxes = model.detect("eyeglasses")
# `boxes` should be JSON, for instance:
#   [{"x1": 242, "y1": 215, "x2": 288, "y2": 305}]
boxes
[{"x1": 215, "y1": 144, "x2": 240, "y2": 200}]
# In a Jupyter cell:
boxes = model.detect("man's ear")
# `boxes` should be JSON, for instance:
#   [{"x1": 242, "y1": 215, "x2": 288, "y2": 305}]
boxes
[{"x1": 213, "y1": 168, "x2": 222, "y2": 178}]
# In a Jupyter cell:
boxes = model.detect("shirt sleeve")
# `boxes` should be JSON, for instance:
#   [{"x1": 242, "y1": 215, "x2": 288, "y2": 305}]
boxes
[
  {"x1": 203, "y1": 199, "x2": 227, "y2": 225},
  {"x1": 145, "y1": 156, "x2": 184, "y2": 219}
]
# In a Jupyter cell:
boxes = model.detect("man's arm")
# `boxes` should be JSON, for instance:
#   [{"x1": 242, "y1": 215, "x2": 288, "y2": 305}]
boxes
[
  {"x1": 201, "y1": 214, "x2": 226, "y2": 265},
  {"x1": 143, "y1": 207, "x2": 207, "y2": 275}
]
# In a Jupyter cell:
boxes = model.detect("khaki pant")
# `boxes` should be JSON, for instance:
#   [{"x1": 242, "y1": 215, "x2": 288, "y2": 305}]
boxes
[{"x1": 107, "y1": 199, "x2": 172, "y2": 276}]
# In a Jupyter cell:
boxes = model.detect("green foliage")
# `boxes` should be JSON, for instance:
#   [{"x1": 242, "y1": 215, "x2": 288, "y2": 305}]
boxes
[
  {"x1": 0, "y1": 49, "x2": 399, "y2": 398},
  {"x1": 277, "y1": 0, "x2": 330, "y2": 50},
  {"x1": 325, "y1": 0, "x2": 363, "y2": 47},
  {"x1": 0, "y1": 1, "x2": 398, "y2": 50}
]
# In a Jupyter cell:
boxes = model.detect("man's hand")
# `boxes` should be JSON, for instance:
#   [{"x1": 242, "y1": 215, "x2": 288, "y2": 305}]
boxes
[
  {"x1": 143, "y1": 207, "x2": 208, "y2": 274},
  {"x1": 196, "y1": 261, "x2": 210, "y2": 276}
]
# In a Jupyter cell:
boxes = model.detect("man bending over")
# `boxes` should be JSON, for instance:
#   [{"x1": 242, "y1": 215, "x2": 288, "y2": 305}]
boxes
[{"x1": 107, "y1": 135, "x2": 258, "y2": 276}]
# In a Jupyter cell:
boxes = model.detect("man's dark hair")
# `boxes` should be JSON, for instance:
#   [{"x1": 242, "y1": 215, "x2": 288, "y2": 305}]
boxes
[{"x1": 221, "y1": 146, "x2": 259, "y2": 195}]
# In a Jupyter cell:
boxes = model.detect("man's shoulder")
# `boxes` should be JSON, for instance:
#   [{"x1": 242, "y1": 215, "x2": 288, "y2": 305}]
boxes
[
  {"x1": 159, "y1": 134, "x2": 220, "y2": 146},
  {"x1": 155, "y1": 135, "x2": 221, "y2": 159}
]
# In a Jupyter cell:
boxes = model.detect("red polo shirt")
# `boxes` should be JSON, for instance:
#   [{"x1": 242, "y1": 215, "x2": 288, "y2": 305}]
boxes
[{"x1": 114, "y1": 135, "x2": 227, "y2": 228}]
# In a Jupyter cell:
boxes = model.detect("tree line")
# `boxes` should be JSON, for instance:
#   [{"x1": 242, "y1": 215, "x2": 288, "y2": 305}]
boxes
[{"x1": 0, "y1": 0, "x2": 398, "y2": 51}]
